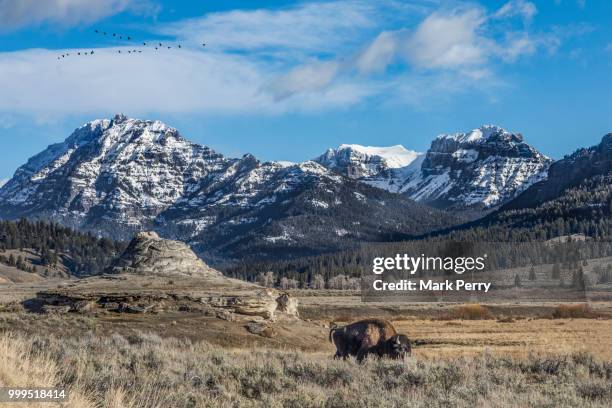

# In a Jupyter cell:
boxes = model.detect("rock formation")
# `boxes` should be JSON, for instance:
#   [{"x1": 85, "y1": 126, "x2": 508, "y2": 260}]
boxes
[
  {"x1": 107, "y1": 231, "x2": 221, "y2": 278},
  {"x1": 32, "y1": 232, "x2": 300, "y2": 321}
]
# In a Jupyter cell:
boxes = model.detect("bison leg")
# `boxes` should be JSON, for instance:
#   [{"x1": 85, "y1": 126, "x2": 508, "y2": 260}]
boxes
[
  {"x1": 356, "y1": 346, "x2": 370, "y2": 363},
  {"x1": 338, "y1": 345, "x2": 350, "y2": 360}
]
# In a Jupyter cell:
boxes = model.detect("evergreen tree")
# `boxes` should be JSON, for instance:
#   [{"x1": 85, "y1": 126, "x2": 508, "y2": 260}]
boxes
[
  {"x1": 514, "y1": 274, "x2": 522, "y2": 288},
  {"x1": 528, "y1": 266, "x2": 536, "y2": 281}
]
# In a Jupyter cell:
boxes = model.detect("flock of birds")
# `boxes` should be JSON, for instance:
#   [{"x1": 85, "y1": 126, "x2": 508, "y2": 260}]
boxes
[{"x1": 57, "y1": 29, "x2": 206, "y2": 60}]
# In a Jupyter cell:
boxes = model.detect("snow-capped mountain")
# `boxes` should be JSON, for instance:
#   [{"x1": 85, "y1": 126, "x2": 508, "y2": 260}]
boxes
[
  {"x1": 0, "y1": 114, "x2": 458, "y2": 262},
  {"x1": 314, "y1": 144, "x2": 424, "y2": 193},
  {"x1": 453, "y1": 133, "x2": 612, "y2": 239},
  {"x1": 316, "y1": 126, "x2": 551, "y2": 212},
  {"x1": 406, "y1": 125, "x2": 551, "y2": 210},
  {"x1": 316, "y1": 144, "x2": 422, "y2": 178},
  {"x1": 501, "y1": 132, "x2": 611, "y2": 212}
]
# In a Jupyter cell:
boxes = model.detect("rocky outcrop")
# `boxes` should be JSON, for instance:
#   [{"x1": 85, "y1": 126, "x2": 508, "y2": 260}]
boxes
[
  {"x1": 30, "y1": 231, "x2": 300, "y2": 321},
  {"x1": 106, "y1": 231, "x2": 221, "y2": 278},
  {"x1": 33, "y1": 281, "x2": 299, "y2": 321}
]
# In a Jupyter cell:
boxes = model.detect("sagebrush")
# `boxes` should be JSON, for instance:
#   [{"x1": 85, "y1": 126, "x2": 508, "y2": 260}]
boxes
[{"x1": 1, "y1": 331, "x2": 611, "y2": 407}]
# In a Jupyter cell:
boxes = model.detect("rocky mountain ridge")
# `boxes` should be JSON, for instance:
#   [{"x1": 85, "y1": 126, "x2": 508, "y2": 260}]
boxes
[
  {"x1": 0, "y1": 114, "x2": 457, "y2": 263},
  {"x1": 315, "y1": 125, "x2": 551, "y2": 212}
]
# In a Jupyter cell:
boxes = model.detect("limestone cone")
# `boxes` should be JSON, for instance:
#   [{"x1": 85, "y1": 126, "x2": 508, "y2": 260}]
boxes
[{"x1": 108, "y1": 231, "x2": 221, "y2": 278}]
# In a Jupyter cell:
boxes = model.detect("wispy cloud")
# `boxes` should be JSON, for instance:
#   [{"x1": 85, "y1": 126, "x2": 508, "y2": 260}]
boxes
[
  {"x1": 0, "y1": 0, "x2": 159, "y2": 32},
  {"x1": 0, "y1": 0, "x2": 576, "y2": 118},
  {"x1": 494, "y1": 0, "x2": 537, "y2": 23},
  {"x1": 266, "y1": 61, "x2": 340, "y2": 101},
  {"x1": 355, "y1": 31, "x2": 398, "y2": 74},
  {"x1": 159, "y1": 1, "x2": 379, "y2": 56},
  {"x1": 403, "y1": 8, "x2": 489, "y2": 70}
]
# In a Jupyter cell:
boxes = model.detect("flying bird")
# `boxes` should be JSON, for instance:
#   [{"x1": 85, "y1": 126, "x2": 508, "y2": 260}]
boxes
[
  {"x1": 119, "y1": 36, "x2": 123, "y2": 39},
  {"x1": 143, "y1": 42, "x2": 146, "y2": 46},
  {"x1": 167, "y1": 46, "x2": 171, "y2": 49},
  {"x1": 103, "y1": 32, "x2": 107, "y2": 35},
  {"x1": 118, "y1": 50, "x2": 121, "y2": 53},
  {"x1": 95, "y1": 29, "x2": 99, "y2": 33},
  {"x1": 158, "y1": 43, "x2": 162, "y2": 46},
  {"x1": 202, "y1": 43, "x2": 206, "y2": 47},
  {"x1": 77, "y1": 52, "x2": 81, "y2": 55},
  {"x1": 127, "y1": 36, "x2": 131, "y2": 40},
  {"x1": 113, "y1": 33, "x2": 116, "y2": 36},
  {"x1": 91, "y1": 51, "x2": 94, "y2": 55},
  {"x1": 178, "y1": 44, "x2": 181, "y2": 48}
]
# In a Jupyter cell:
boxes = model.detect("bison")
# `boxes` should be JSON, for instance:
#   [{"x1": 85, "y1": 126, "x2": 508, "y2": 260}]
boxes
[{"x1": 329, "y1": 319, "x2": 411, "y2": 362}]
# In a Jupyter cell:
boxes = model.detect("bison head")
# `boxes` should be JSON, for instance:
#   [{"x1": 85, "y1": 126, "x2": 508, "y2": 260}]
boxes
[{"x1": 388, "y1": 334, "x2": 411, "y2": 359}]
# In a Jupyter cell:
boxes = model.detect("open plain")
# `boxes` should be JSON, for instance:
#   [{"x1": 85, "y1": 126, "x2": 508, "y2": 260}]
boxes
[{"x1": 0, "y1": 278, "x2": 611, "y2": 407}]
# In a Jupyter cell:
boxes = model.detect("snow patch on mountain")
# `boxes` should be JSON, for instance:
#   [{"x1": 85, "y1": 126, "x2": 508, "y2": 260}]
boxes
[
  {"x1": 310, "y1": 199, "x2": 329, "y2": 208},
  {"x1": 437, "y1": 125, "x2": 508, "y2": 144},
  {"x1": 315, "y1": 144, "x2": 422, "y2": 179},
  {"x1": 315, "y1": 125, "x2": 552, "y2": 211},
  {"x1": 336, "y1": 144, "x2": 421, "y2": 168}
]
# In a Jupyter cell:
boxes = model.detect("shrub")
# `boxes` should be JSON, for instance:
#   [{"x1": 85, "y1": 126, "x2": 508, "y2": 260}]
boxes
[
  {"x1": 552, "y1": 304, "x2": 600, "y2": 319},
  {"x1": 450, "y1": 304, "x2": 492, "y2": 320},
  {"x1": 1, "y1": 331, "x2": 611, "y2": 407}
]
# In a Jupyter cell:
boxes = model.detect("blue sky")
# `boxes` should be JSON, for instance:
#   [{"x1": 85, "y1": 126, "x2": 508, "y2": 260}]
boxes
[{"x1": 0, "y1": 0, "x2": 611, "y2": 184}]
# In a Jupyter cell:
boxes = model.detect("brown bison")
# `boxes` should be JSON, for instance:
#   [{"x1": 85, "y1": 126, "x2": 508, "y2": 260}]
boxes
[{"x1": 329, "y1": 319, "x2": 411, "y2": 362}]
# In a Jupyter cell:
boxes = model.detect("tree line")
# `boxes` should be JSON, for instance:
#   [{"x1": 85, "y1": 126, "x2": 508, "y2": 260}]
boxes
[{"x1": 0, "y1": 218, "x2": 126, "y2": 276}]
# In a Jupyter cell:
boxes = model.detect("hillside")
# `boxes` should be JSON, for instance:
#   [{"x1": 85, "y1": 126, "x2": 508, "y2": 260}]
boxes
[
  {"x1": 227, "y1": 134, "x2": 611, "y2": 282},
  {"x1": 0, "y1": 219, "x2": 124, "y2": 280},
  {"x1": 0, "y1": 115, "x2": 459, "y2": 263}
]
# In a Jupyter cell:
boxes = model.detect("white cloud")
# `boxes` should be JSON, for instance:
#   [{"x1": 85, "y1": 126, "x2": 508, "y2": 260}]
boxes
[
  {"x1": 266, "y1": 61, "x2": 340, "y2": 101},
  {"x1": 159, "y1": 1, "x2": 378, "y2": 56},
  {"x1": 355, "y1": 31, "x2": 397, "y2": 74},
  {"x1": 497, "y1": 34, "x2": 538, "y2": 61},
  {"x1": 0, "y1": 178, "x2": 7, "y2": 187},
  {"x1": 494, "y1": 1, "x2": 537, "y2": 23},
  {"x1": 0, "y1": 0, "x2": 158, "y2": 32},
  {"x1": 497, "y1": 32, "x2": 560, "y2": 62},
  {"x1": 0, "y1": 1, "x2": 573, "y2": 118},
  {"x1": 0, "y1": 48, "x2": 270, "y2": 115},
  {"x1": 403, "y1": 8, "x2": 489, "y2": 69}
]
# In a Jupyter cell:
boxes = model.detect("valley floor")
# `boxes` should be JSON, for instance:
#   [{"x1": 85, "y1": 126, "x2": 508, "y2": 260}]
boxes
[{"x1": 0, "y1": 282, "x2": 611, "y2": 407}]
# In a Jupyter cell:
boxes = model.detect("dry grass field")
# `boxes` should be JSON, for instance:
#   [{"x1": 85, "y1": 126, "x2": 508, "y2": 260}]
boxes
[
  {"x1": 0, "y1": 281, "x2": 611, "y2": 407},
  {"x1": 1, "y1": 330, "x2": 612, "y2": 408}
]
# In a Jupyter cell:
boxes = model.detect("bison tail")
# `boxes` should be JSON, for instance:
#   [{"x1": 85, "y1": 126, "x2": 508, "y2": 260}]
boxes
[{"x1": 328, "y1": 322, "x2": 339, "y2": 343}]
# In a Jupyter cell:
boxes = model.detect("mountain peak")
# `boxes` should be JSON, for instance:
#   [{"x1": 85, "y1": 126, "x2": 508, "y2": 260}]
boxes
[
  {"x1": 334, "y1": 144, "x2": 421, "y2": 169},
  {"x1": 112, "y1": 113, "x2": 128, "y2": 124},
  {"x1": 313, "y1": 126, "x2": 551, "y2": 210},
  {"x1": 315, "y1": 143, "x2": 422, "y2": 180},
  {"x1": 436, "y1": 125, "x2": 513, "y2": 144}
]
